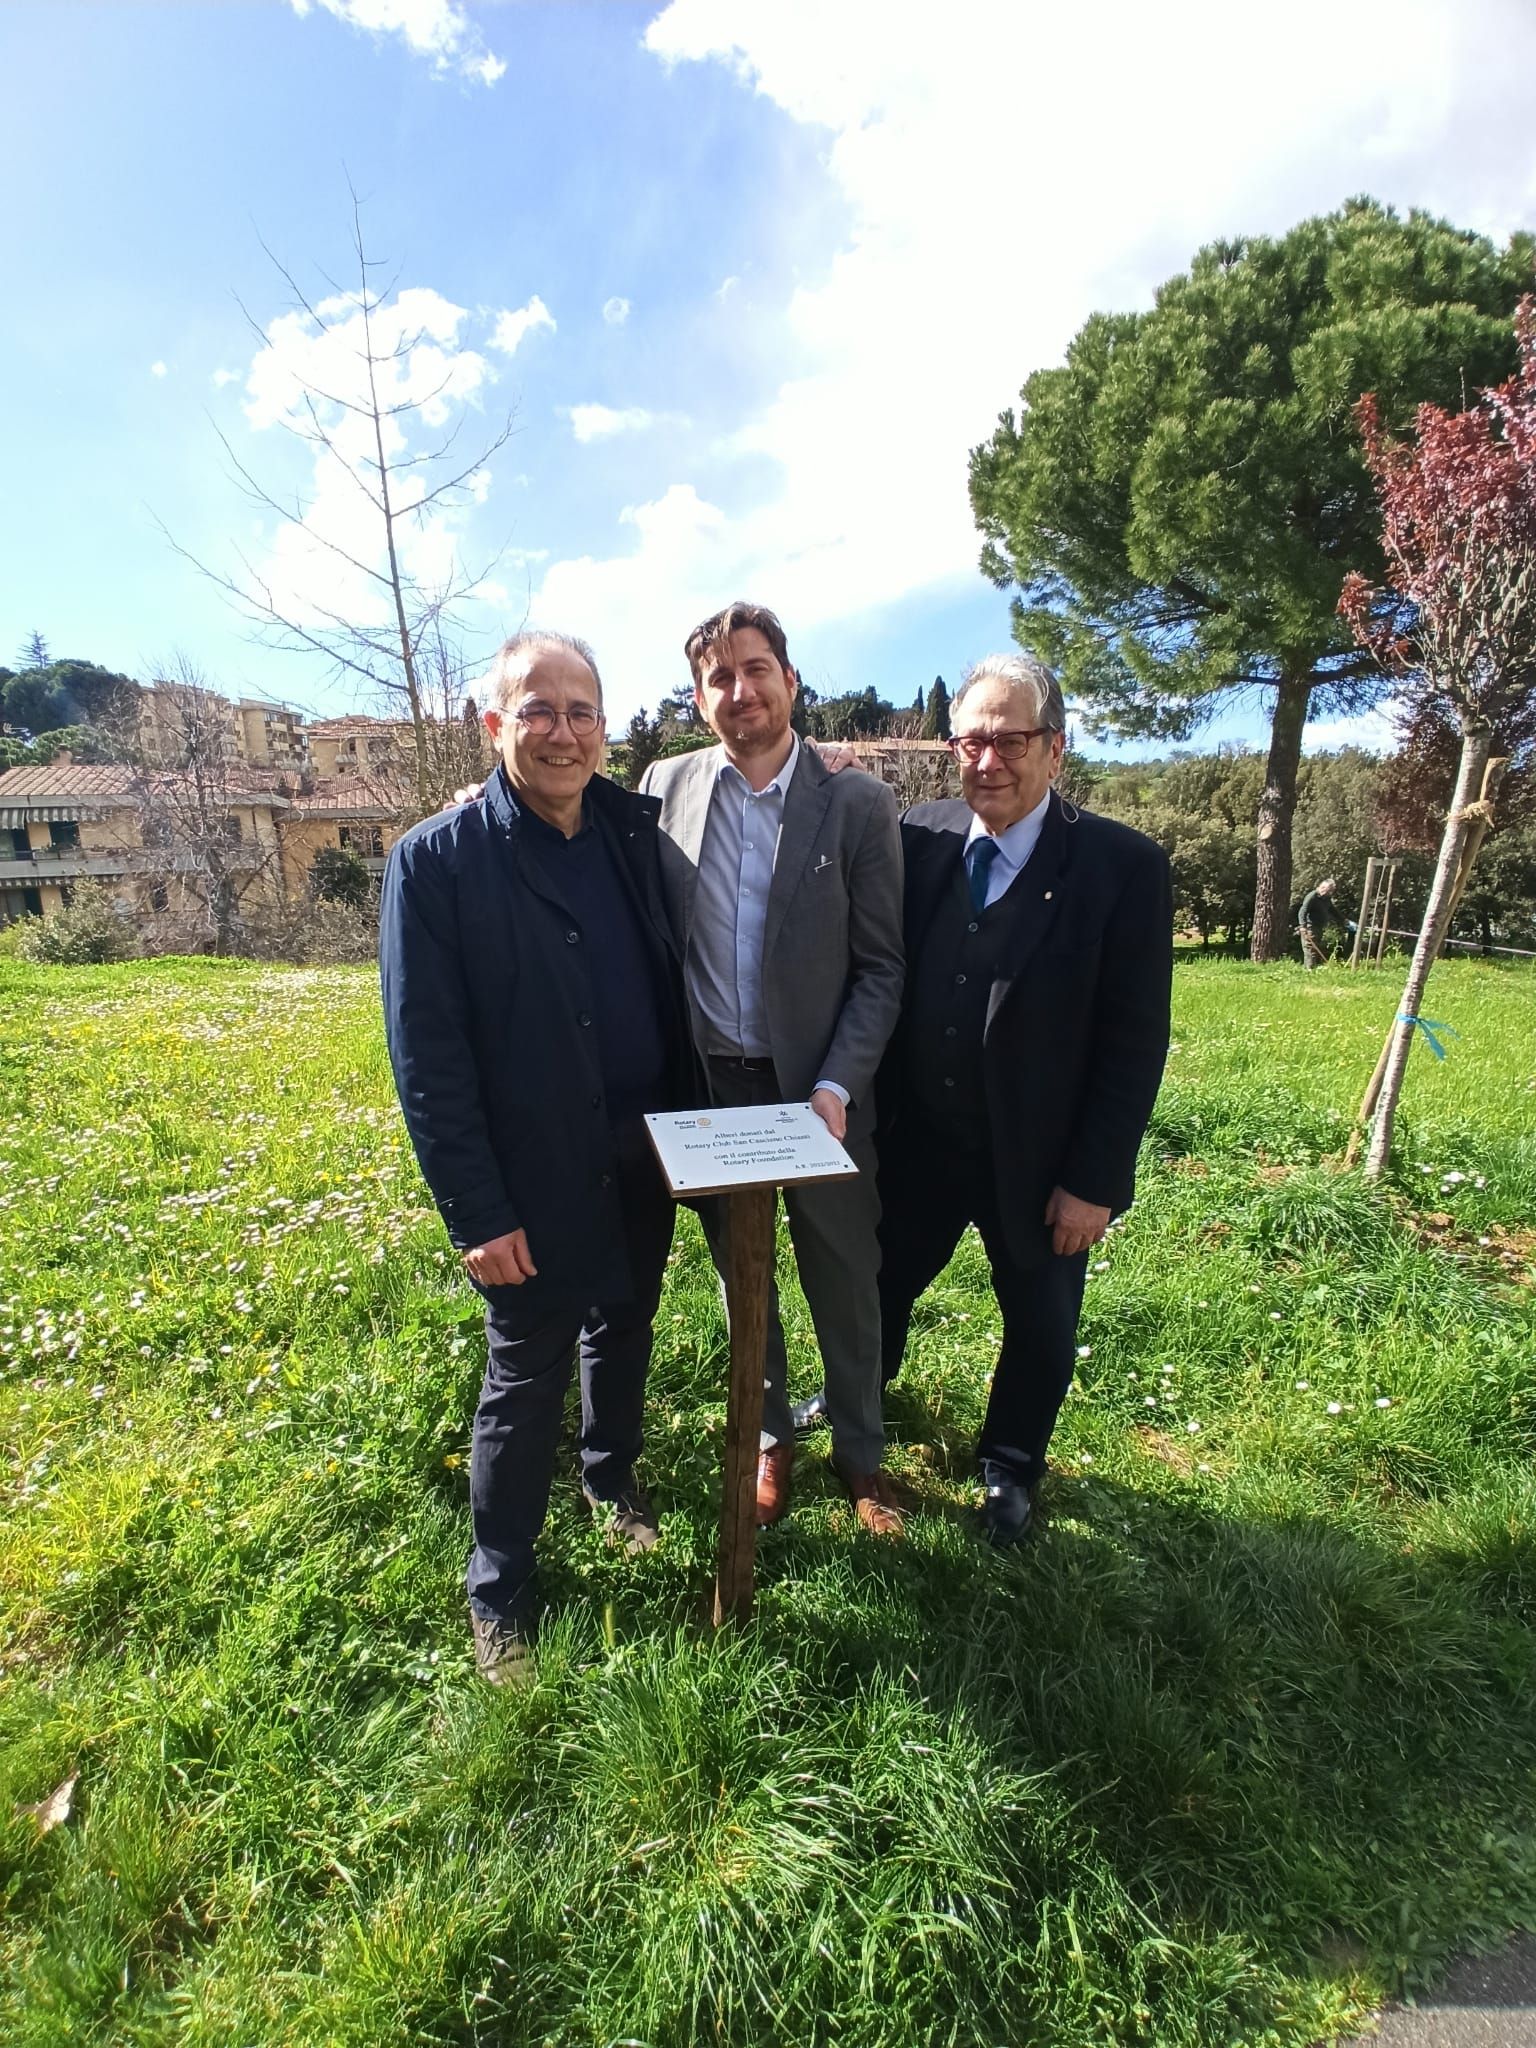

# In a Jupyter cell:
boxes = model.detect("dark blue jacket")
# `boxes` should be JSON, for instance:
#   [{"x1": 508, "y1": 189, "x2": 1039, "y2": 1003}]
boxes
[
  {"x1": 882, "y1": 792, "x2": 1172, "y2": 1265},
  {"x1": 379, "y1": 767, "x2": 693, "y2": 1307}
]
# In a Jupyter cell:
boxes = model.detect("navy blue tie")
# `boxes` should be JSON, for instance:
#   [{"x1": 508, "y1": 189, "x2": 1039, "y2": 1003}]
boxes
[{"x1": 968, "y1": 837, "x2": 999, "y2": 913}]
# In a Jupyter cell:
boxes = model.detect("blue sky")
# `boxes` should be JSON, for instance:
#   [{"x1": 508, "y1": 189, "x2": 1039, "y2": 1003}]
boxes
[{"x1": 4, "y1": 0, "x2": 1536, "y2": 752}]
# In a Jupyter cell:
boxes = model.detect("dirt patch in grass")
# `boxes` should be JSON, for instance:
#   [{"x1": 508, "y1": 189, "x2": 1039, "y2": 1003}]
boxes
[
  {"x1": 1409, "y1": 1210, "x2": 1536, "y2": 1286},
  {"x1": 1134, "y1": 1426, "x2": 1204, "y2": 1477}
]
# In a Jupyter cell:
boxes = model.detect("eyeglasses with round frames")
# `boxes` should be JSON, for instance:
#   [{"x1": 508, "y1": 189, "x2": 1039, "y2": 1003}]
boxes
[
  {"x1": 946, "y1": 727, "x2": 1053, "y2": 763},
  {"x1": 513, "y1": 702, "x2": 603, "y2": 738}
]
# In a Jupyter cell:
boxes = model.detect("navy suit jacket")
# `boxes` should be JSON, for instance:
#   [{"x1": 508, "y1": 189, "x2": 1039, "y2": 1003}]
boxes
[
  {"x1": 883, "y1": 791, "x2": 1172, "y2": 1265},
  {"x1": 379, "y1": 768, "x2": 692, "y2": 1309}
]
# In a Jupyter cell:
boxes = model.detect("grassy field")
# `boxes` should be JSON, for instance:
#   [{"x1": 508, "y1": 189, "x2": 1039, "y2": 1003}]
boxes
[{"x1": 1, "y1": 952, "x2": 1534, "y2": 2047}]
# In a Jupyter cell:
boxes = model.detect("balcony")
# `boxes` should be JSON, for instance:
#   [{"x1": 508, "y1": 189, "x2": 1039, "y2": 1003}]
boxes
[
  {"x1": 0, "y1": 845, "x2": 271, "y2": 886},
  {"x1": 0, "y1": 846, "x2": 139, "y2": 883}
]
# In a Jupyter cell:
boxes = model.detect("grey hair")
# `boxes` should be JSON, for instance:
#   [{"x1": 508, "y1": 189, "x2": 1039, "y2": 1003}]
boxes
[
  {"x1": 953, "y1": 652, "x2": 1066, "y2": 733},
  {"x1": 487, "y1": 630, "x2": 604, "y2": 710}
]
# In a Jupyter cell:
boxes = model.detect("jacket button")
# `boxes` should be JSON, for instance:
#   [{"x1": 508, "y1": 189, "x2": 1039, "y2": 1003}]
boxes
[
  {"x1": 590, "y1": 1093, "x2": 602, "y2": 1108},
  {"x1": 566, "y1": 930, "x2": 580, "y2": 944},
  {"x1": 944, "y1": 1026, "x2": 957, "y2": 1039},
  {"x1": 578, "y1": 1012, "x2": 592, "y2": 1027},
  {"x1": 967, "y1": 921, "x2": 979, "y2": 934},
  {"x1": 955, "y1": 973, "x2": 967, "y2": 986},
  {"x1": 943, "y1": 1076, "x2": 956, "y2": 1088},
  {"x1": 599, "y1": 1172, "x2": 613, "y2": 1188}
]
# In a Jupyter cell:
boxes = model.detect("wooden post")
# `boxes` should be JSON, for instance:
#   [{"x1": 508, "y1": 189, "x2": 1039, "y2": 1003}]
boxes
[
  {"x1": 644, "y1": 1101, "x2": 860, "y2": 1629},
  {"x1": 1349, "y1": 858, "x2": 1377, "y2": 969},
  {"x1": 712, "y1": 1184, "x2": 777, "y2": 1627},
  {"x1": 1373, "y1": 860, "x2": 1397, "y2": 965}
]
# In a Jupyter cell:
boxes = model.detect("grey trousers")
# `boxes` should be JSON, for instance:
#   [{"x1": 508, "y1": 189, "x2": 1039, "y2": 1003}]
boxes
[{"x1": 699, "y1": 1058, "x2": 886, "y2": 1474}]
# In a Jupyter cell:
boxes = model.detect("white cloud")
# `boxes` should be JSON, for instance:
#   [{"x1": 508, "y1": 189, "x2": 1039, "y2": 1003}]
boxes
[
  {"x1": 239, "y1": 283, "x2": 496, "y2": 629},
  {"x1": 602, "y1": 296, "x2": 632, "y2": 326},
  {"x1": 211, "y1": 367, "x2": 240, "y2": 388},
  {"x1": 286, "y1": 0, "x2": 503, "y2": 85},
  {"x1": 490, "y1": 296, "x2": 556, "y2": 355},
  {"x1": 1304, "y1": 702, "x2": 1405, "y2": 755},
  {"x1": 564, "y1": 404, "x2": 688, "y2": 443},
  {"x1": 150, "y1": 361, "x2": 168, "y2": 378},
  {"x1": 530, "y1": 0, "x2": 1536, "y2": 709}
]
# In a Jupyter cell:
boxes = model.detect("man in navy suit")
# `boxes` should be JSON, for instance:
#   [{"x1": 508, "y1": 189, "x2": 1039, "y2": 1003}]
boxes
[
  {"x1": 797, "y1": 653, "x2": 1172, "y2": 1544},
  {"x1": 380, "y1": 632, "x2": 694, "y2": 1685}
]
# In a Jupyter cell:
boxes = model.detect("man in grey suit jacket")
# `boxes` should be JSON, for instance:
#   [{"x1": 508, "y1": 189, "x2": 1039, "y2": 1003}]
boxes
[{"x1": 640, "y1": 602, "x2": 906, "y2": 1535}]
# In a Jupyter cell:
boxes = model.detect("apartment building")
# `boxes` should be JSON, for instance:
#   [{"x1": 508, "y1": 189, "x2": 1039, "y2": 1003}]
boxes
[
  {"x1": 234, "y1": 698, "x2": 309, "y2": 768},
  {"x1": 0, "y1": 760, "x2": 401, "y2": 927},
  {"x1": 134, "y1": 681, "x2": 238, "y2": 769},
  {"x1": 304, "y1": 715, "x2": 413, "y2": 779},
  {"x1": 135, "y1": 683, "x2": 311, "y2": 771}
]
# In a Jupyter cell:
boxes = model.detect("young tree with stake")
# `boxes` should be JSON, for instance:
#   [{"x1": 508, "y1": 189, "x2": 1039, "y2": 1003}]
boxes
[{"x1": 1340, "y1": 298, "x2": 1536, "y2": 1177}]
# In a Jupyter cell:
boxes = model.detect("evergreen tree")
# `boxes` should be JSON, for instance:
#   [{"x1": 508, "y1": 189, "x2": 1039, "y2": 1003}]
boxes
[
  {"x1": 970, "y1": 197, "x2": 1532, "y2": 958},
  {"x1": 17, "y1": 630, "x2": 50, "y2": 670},
  {"x1": 921, "y1": 675, "x2": 951, "y2": 740}
]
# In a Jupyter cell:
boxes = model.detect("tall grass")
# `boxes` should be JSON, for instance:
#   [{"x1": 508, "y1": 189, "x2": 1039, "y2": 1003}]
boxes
[{"x1": 1, "y1": 954, "x2": 1533, "y2": 2045}]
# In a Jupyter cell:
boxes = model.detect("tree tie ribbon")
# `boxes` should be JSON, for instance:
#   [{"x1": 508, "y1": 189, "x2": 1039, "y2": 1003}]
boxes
[{"x1": 1397, "y1": 1014, "x2": 1460, "y2": 1061}]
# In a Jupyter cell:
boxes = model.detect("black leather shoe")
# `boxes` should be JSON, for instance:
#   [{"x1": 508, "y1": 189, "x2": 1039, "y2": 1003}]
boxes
[
  {"x1": 790, "y1": 1387, "x2": 830, "y2": 1435},
  {"x1": 979, "y1": 1462, "x2": 1035, "y2": 1547}
]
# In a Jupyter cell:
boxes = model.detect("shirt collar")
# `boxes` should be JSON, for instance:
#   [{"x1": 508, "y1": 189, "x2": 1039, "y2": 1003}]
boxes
[
  {"x1": 965, "y1": 785, "x2": 1052, "y2": 871},
  {"x1": 717, "y1": 733, "x2": 800, "y2": 798},
  {"x1": 507, "y1": 776, "x2": 592, "y2": 845}
]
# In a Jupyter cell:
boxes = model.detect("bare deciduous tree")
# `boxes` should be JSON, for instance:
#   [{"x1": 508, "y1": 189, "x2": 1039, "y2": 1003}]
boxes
[
  {"x1": 130, "y1": 655, "x2": 285, "y2": 954},
  {"x1": 164, "y1": 195, "x2": 517, "y2": 814}
]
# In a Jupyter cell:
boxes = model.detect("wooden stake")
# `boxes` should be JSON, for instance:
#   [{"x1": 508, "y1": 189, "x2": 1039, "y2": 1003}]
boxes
[
  {"x1": 712, "y1": 1185, "x2": 776, "y2": 1627},
  {"x1": 1348, "y1": 858, "x2": 1376, "y2": 969},
  {"x1": 1373, "y1": 860, "x2": 1397, "y2": 965}
]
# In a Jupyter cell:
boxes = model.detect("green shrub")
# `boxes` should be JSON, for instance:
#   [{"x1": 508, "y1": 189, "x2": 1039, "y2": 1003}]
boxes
[{"x1": 12, "y1": 879, "x2": 134, "y2": 964}]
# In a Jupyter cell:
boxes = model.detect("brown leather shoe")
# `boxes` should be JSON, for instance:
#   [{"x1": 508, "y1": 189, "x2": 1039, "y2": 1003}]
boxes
[
  {"x1": 756, "y1": 1442, "x2": 794, "y2": 1526},
  {"x1": 836, "y1": 1465, "x2": 905, "y2": 1539}
]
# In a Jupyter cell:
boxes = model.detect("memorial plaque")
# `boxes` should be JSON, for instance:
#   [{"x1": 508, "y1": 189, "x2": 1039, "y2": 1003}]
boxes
[
  {"x1": 643, "y1": 1101, "x2": 858, "y2": 1626},
  {"x1": 644, "y1": 1101, "x2": 858, "y2": 1197}
]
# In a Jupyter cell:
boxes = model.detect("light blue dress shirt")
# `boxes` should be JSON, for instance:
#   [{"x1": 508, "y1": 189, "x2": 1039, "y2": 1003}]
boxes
[
  {"x1": 689, "y1": 738, "x2": 848, "y2": 1104},
  {"x1": 964, "y1": 787, "x2": 1051, "y2": 907}
]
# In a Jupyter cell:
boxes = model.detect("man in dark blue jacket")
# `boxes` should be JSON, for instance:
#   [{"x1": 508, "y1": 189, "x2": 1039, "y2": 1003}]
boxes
[
  {"x1": 380, "y1": 631, "x2": 693, "y2": 1686},
  {"x1": 874, "y1": 655, "x2": 1171, "y2": 1544},
  {"x1": 794, "y1": 654, "x2": 1172, "y2": 1547}
]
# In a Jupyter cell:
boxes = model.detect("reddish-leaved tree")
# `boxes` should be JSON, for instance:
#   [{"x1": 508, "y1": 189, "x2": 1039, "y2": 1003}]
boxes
[{"x1": 1339, "y1": 296, "x2": 1536, "y2": 1176}]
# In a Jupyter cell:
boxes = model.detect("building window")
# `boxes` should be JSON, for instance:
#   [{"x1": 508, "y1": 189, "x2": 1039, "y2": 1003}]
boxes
[
  {"x1": 339, "y1": 823, "x2": 384, "y2": 858},
  {"x1": 49, "y1": 820, "x2": 80, "y2": 850}
]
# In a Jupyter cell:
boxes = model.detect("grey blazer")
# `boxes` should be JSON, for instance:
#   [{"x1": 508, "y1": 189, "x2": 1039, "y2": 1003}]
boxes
[{"x1": 640, "y1": 742, "x2": 905, "y2": 1136}]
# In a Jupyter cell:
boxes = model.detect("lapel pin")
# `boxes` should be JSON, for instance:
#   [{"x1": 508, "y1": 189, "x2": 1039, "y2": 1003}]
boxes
[{"x1": 1044, "y1": 890, "x2": 1053, "y2": 900}]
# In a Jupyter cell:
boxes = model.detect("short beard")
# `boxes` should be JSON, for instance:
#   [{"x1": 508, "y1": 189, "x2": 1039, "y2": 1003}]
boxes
[{"x1": 722, "y1": 713, "x2": 790, "y2": 755}]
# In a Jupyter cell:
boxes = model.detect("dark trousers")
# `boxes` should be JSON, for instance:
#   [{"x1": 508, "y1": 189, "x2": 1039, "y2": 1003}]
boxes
[
  {"x1": 466, "y1": 1126, "x2": 675, "y2": 1623},
  {"x1": 877, "y1": 1118, "x2": 1089, "y2": 1486},
  {"x1": 697, "y1": 1058, "x2": 886, "y2": 1474}
]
